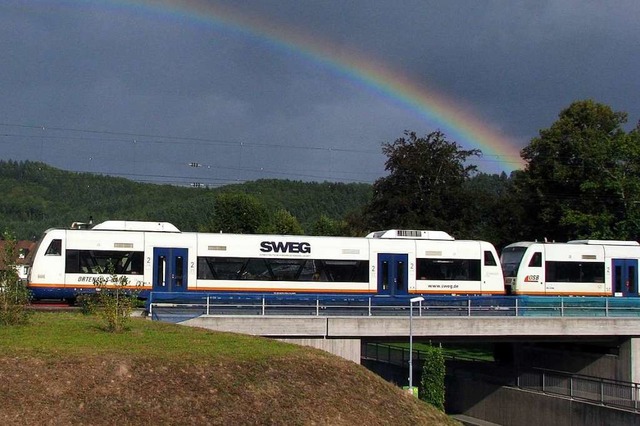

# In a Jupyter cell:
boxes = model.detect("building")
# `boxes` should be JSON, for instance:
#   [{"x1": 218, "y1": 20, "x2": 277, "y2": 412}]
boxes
[{"x1": 0, "y1": 240, "x2": 36, "y2": 281}]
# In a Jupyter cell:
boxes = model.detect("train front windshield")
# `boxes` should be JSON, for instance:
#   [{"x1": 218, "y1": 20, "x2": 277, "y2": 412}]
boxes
[{"x1": 500, "y1": 246, "x2": 527, "y2": 278}]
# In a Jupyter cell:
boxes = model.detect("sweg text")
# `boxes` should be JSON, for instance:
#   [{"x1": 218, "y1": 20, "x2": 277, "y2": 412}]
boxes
[{"x1": 260, "y1": 241, "x2": 311, "y2": 254}]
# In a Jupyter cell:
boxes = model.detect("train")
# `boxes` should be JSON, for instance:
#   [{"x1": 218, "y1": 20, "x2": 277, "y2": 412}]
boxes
[
  {"x1": 26, "y1": 220, "x2": 505, "y2": 301},
  {"x1": 501, "y1": 240, "x2": 640, "y2": 297},
  {"x1": 26, "y1": 220, "x2": 640, "y2": 300}
]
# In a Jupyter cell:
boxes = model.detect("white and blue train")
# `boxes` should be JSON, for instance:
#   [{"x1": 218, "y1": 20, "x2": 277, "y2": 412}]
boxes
[
  {"x1": 501, "y1": 240, "x2": 640, "y2": 297},
  {"x1": 27, "y1": 220, "x2": 505, "y2": 300}
]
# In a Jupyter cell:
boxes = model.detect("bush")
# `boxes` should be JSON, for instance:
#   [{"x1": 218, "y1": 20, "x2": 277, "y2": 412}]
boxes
[
  {"x1": 419, "y1": 344, "x2": 446, "y2": 411},
  {"x1": 92, "y1": 264, "x2": 141, "y2": 332},
  {"x1": 0, "y1": 232, "x2": 31, "y2": 325},
  {"x1": 0, "y1": 280, "x2": 32, "y2": 325},
  {"x1": 75, "y1": 293, "x2": 101, "y2": 315}
]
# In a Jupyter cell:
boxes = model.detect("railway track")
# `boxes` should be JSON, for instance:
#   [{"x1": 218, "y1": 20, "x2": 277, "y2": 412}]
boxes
[{"x1": 28, "y1": 300, "x2": 79, "y2": 312}]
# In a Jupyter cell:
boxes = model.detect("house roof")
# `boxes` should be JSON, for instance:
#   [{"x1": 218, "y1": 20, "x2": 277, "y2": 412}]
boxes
[{"x1": 0, "y1": 240, "x2": 37, "y2": 269}]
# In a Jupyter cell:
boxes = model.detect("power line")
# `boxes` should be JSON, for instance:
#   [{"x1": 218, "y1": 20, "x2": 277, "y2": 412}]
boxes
[
  {"x1": 0, "y1": 123, "x2": 381, "y2": 154},
  {"x1": 0, "y1": 122, "x2": 527, "y2": 160},
  {"x1": 0, "y1": 121, "x2": 526, "y2": 185}
]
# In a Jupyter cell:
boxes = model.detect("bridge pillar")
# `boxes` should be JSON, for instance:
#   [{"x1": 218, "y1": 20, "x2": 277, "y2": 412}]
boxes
[
  {"x1": 621, "y1": 337, "x2": 640, "y2": 383},
  {"x1": 278, "y1": 338, "x2": 361, "y2": 364}
]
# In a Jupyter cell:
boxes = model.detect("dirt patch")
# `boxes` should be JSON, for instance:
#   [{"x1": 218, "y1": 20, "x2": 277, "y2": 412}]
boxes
[{"x1": 0, "y1": 352, "x2": 457, "y2": 425}]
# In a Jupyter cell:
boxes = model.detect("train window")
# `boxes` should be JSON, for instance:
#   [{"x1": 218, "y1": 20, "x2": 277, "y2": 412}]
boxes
[
  {"x1": 197, "y1": 256, "x2": 369, "y2": 282},
  {"x1": 416, "y1": 259, "x2": 481, "y2": 281},
  {"x1": 500, "y1": 246, "x2": 526, "y2": 278},
  {"x1": 629, "y1": 265, "x2": 636, "y2": 293},
  {"x1": 65, "y1": 250, "x2": 144, "y2": 274},
  {"x1": 545, "y1": 261, "x2": 604, "y2": 283},
  {"x1": 396, "y1": 260, "x2": 405, "y2": 290},
  {"x1": 157, "y1": 256, "x2": 166, "y2": 287},
  {"x1": 45, "y1": 239, "x2": 62, "y2": 256},
  {"x1": 483, "y1": 251, "x2": 497, "y2": 266},
  {"x1": 267, "y1": 259, "x2": 307, "y2": 281},
  {"x1": 322, "y1": 260, "x2": 369, "y2": 282},
  {"x1": 175, "y1": 256, "x2": 184, "y2": 287},
  {"x1": 615, "y1": 265, "x2": 622, "y2": 292},
  {"x1": 301, "y1": 260, "x2": 325, "y2": 281},
  {"x1": 381, "y1": 261, "x2": 389, "y2": 290},
  {"x1": 65, "y1": 250, "x2": 79, "y2": 272},
  {"x1": 528, "y1": 252, "x2": 542, "y2": 267}
]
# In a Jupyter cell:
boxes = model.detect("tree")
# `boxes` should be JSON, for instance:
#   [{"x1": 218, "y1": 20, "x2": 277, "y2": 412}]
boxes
[
  {"x1": 311, "y1": 214, "x2": 343, "y2": 236},
  {"x1": 518, "y1": 100, "x2": 640, "y2": 241},
  {"x1": 209, "y1": 192, "x2": 269, "y2": 234},
  {"x1": 419, "y1": 344, "x2": 446, "y2": 411},
  {"x1": 270, "y1": 209, "x2": 304, "y2": 235},
  {"x1": 361, "y1": 130, "x2": 481, "y2": 235},
  {"x1": 462, "y1": 172, "x2": 528, "y2": 248}
]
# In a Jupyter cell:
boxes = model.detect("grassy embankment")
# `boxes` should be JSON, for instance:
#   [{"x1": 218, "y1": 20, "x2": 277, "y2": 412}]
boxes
[{"x1": 0, "y1": 312, "x2": 459, "y2": 425}]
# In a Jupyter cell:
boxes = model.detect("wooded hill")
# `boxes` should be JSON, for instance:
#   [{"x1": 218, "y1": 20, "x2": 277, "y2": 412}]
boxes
[{"x1": 0, "y1": 160, "x2": 372, "y2": 240}]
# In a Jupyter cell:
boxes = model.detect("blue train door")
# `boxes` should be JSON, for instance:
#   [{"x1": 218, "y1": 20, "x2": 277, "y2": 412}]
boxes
[
  {"x1": 377, "y1": 254, "x2": 409, "y2": 296},
  {"x1": 153, "y1": 248, "x2": 188, "y2": 293},
  {"x1": 613, "y1": 259, "x2": 638, "y2": 297}
]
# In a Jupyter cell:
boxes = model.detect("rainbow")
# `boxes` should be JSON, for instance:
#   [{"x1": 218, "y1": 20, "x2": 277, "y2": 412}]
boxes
[{"x1": 93, "y1": 0, "x2": 525, "y2": 171}]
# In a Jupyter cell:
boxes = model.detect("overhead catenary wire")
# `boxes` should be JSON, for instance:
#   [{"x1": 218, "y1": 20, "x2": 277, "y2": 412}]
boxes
[{"x1": 0, "y1": 121, "x2": 525, "y2": 186}]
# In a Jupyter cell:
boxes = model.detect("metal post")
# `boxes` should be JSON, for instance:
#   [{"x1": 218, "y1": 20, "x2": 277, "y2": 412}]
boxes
[
  {"x1": 561, "y1": 298, "x2": 564, "y2": 317},
  {"x1": 148, "y1": 292, "x2": 153, "y2": 319},
  {"x1": 316, "y1": 299, "x2": 320, "y2": 316},
  {"x1": 409, "y1": 304, "x2": 413, "y2": 389},
  {"x1": 262, "y1": 296, "x2": 266, "y2": 316},
  {"x1": 409, "y1": 296, "x2": 425, "y2": 395},
  {"x1": 569, "y1": 376, "x2": 573, "y2": 399},
  {"x1": 206, "y1": 296, "x2": 210, "y2": 316},
  {"x1": 468, "y1": 299, "x2": 471, "y2": 317},
  {"x1": 368, "y1": 297, "x2": 372, "y2": 316},
  {"x1": 515, "y1": 298, "x2": 518, "y2": 317}
]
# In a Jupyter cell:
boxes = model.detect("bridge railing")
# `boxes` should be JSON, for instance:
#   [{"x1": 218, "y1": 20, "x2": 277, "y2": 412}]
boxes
[
  {"x1": 363, "y1": 343, "x2": 640, "y2": 412},
  {"x1": 147, "y1": 292, "x2": 640, "y2": 320},
  {"x1": 517, "y1": 368, "x2": 640, "y2": 411}
]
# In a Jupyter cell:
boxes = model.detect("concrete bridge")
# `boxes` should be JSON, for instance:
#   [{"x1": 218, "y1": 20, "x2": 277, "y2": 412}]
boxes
[{"x1": 180, "y1": 315, "x2": 640, "y2": 383}]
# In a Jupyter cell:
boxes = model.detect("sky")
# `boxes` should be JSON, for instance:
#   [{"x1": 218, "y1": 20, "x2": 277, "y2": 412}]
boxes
[{"x1": 1, "y1": 0, "x2": 639, "y2": 187}]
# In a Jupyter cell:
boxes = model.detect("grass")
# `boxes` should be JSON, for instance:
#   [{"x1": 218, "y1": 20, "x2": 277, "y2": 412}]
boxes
[
  {"x1": 388, "y1": 341, "x2": 495, "y2": 362},
  {"x1": 2, "y1": 312, "x2": 299, "y2": 361},
  {"x1": 0, "y1": 312, "x2": 460, "y2": 425}
]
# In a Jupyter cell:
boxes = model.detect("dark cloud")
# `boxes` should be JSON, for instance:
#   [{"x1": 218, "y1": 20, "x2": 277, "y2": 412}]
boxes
[{"x1": 1, "y1": 0, "x2": 639, "y2": 184}]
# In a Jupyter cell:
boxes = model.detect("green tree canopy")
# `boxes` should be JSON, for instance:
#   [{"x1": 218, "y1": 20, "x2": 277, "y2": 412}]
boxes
[
  {"x1": 360, "y1": 130, "x2": 481, "y2": 235},
  {"x1": 270, "y1": 209, "x2": 304, "y2": 235},
  {"x1": 311, "y1": 214, "x2": 343, "y2": 236},
  {"x1": 518, "y1": 99, "x2": 640, "y2": 241},
  {"x1": 462, "y1": 172, "x2": 528, "y2": 248},
  {"x1": 210, "y1": 192, "x2": 269, "y2": 234}
]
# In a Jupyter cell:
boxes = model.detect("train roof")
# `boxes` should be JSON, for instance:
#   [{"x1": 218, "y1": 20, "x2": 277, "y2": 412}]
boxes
[
  {"x1": 505, "y1": 240, "x2": 639, "y2": 248},
  {"x1": 90, "y1": 221, "x2": 181, "y2": 233},
  {"x1": 567, "y1": 240, "x2": 639, "y2": 246},
  {"x1": 365, "y1": 229, "x2": 454, "y2": 240}
]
